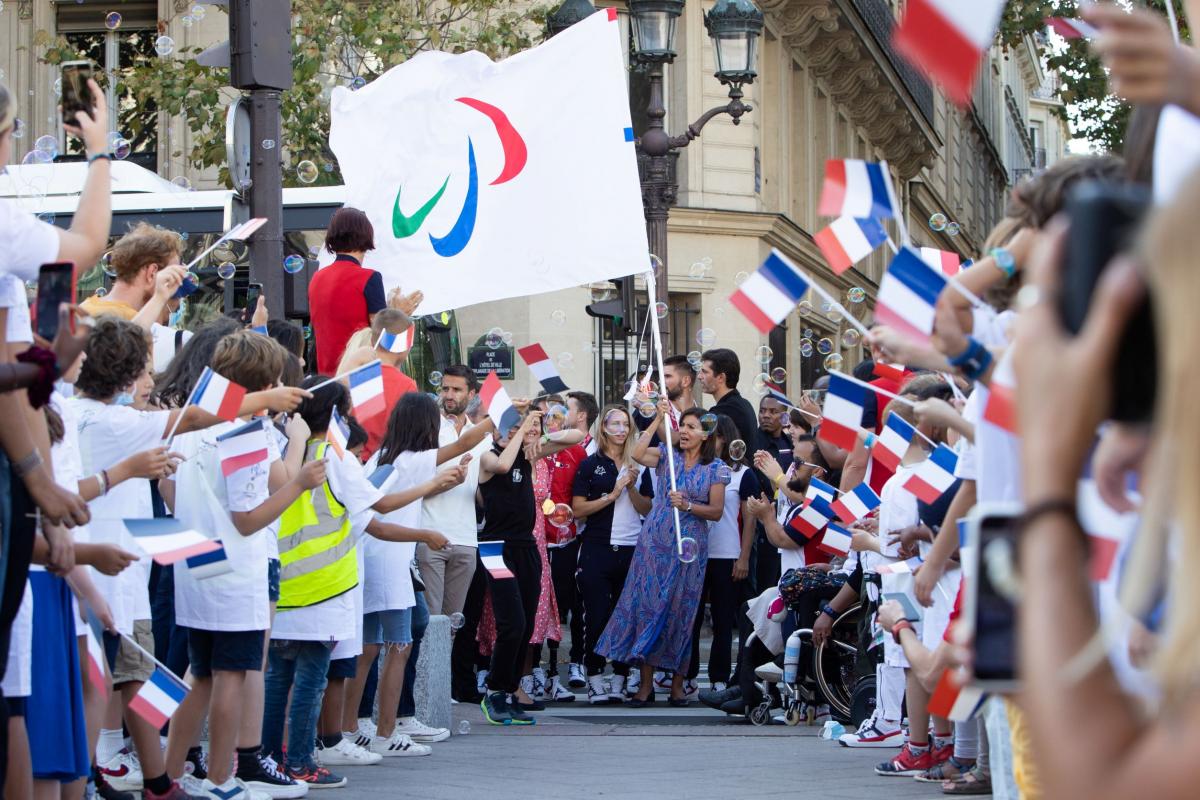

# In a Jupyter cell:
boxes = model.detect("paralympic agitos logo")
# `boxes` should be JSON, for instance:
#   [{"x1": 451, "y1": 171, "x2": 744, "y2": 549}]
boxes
[{"x1": 391, "y1": 97, "x2": 527, "y2": 257}]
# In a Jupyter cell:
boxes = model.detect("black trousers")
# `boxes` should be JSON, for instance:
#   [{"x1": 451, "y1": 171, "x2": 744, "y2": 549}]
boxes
[
  {"x1": 576, "y1": 540, "x2": 634, "y2": 677},
  {"x1": 450, "y1": 553, "x2": 489, "y2": 700},
  {"x1": 482, "y1": 543, "x2": 542, "y2": 694},
  {"x1": 752, "y1": 529, "x2": 780, "y2": 595},
  {"x1": 687, "y1": 558, "x2": 743, "y2": 684},
  {"x1": 548, "y1": 539, "x2": 584, "y2": 663},
  {"x1": 0, "y1": 456, "x2": 36, "y2": 798}
]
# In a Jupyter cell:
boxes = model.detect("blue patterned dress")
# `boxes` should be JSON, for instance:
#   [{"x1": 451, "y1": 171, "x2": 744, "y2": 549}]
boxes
[{"x1": 596, "y1": 445, "x2": 730, "y2": 672}]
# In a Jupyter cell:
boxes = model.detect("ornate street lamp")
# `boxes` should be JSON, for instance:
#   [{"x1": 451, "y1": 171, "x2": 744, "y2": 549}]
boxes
[
  {"x1": 706, "y1": 0, "x2": 764, "y2": 88},
  {"x1": 628, "y1": 0, "x2": 685, "y2": 61},
  {"x1": 546, "y1": 0, "x2": 599, "y2": 39}
]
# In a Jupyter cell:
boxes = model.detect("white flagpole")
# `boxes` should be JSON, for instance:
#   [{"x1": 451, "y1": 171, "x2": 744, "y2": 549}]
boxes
[
  {"x1": 309, "y1": 359, "x2": 383, "y2": 392},
  {"x1": 644, "y1": 268, "x2": 685, "y2": 557}
]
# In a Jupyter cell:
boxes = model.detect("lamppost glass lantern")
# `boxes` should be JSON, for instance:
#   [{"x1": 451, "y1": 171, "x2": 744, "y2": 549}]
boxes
[
  {"x1": 546, "y1": 0, "x2": 599, "y2": 39},
  {"x1": 704, "y1": 0, "x2": 764, "y2": 86},
  {"x1": 628, "y1": 0, "x2": 686, "y2": 62}
]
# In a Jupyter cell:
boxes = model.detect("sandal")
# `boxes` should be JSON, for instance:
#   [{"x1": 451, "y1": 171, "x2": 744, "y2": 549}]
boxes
[
  {"x1": 915, "y1": 756, "x2": 972, "y2": 783},
  {"x1": 942, "y1": 767, "x2": 992, "y2": 795}
]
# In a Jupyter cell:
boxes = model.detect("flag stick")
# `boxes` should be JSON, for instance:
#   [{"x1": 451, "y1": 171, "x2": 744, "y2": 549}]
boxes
[
  {"x1": 880, "y1": 160, "x2": 910, "y2": 245},
  {"x1": 644, "y1": 268, "x2": 685, "y2": 558},
  {"x1": 1165, "y1": 0, "x2": 1181, "y2": 43},
  {"x1": 801, "y1": 276, "x2": 871, "y2": 338},
  {"x1": 162, "y1": 374, "x2": 204, "y2": 447},
  {"x1": 309, "y1": 359, "x2": 383, "y2": 392}
]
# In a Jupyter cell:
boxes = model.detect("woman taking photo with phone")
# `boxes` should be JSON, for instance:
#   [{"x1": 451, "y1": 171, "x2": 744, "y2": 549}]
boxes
[{"x1": 596, "y1": 400, "x2": 728, "y2": 707}]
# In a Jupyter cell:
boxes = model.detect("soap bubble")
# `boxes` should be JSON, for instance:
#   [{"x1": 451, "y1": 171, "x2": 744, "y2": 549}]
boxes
[
  {"x1": 501, "y1": 331, "x2": 513, "y2": 345},
  {"x1": 589, "y1": 283, "x2": 614, "y2": 302},
  {"x1": 689, "y1": 261, "x2": 706, "y2": 278},
  {"x1": 847, "y1": 287, "x2": 866, "y2": 304},
  {"x1": 823, "y1": 353, "x2": 844, "y2": 371},
  {"x1": 37, "y1": 212, "x2": 56, "y2": 225},
  {"x1": 648, "y1": 253, "x2": 663, "y2": 276},
  {"x1": 770, "y1": 366, "x2": 787, "y2": 383},
  {"x1": 485, "y1": 327, "x2": 503, "y2": 348},
  {"x1": 10, "y1": 119, "x2": 22, "y2": 139},
  {"x1": 929, "y1": 212, "x2": 948, "y2": 232},
  {"x1": 181, "y1": 13, "x2": 194, "y2": 27},
  {"x1": 803, "y1": 327, "x2": 816, "y2": 339},
  {"x1": 543, "y1": 403, "x2": 568, "y2": 433},
  {"x1": 154, "y1": 34, "x2": 175, "y2": 56},
  {"x1": 699, "y1": 413, "x2": 718, "y2": 436},
  {"x1": 733, "y1": 271, "x2": 749, "y2": 285},
  {"x1": 728, "y1": 439, "x2": 746, "y2": 461},
  {"x1": 112, "y1": 138, "x2": 131, "y2": 160},
  {"x1": 190, "y1": 3, "x2": 206, "y2": 19},
  {"x1": 695, "y1": 328, "x2": 716, "y2": 348},
  {"x1": 350, "y1": 76, "x2": 367, "y2": 89},
  {"x1": 171, "y1": 176, "x2": 192, "y2": 191},
  {"x1": 105, "y1": 11, "x2": 122, "y2": 29},
  {"x1": 101, "y1": 251, "x2": 116, "y2": 277},
  {"x1": 547, "y1": 503, "x2": 574, "y2": 529},
  {"x1": 457, "y1": 720, "x2": 470, "y2": 735},
  {"x1": 654, "y1": 301, "x2": 668, "y2": 319},
  {"x1": 945, "y1": 222, "x2": 961, "y2": 237},
  {"x1": 106, "y1": 131, "x2": 125, "y2": 152},
  {"x1": 816, "y1": 337, "x2": 834, "y2": 355},
  {"x1": 551, "y1": 309, "x2": 566, "y2": 325},
  {"x1": 296, "y1": 160, "x2": 318, "y2": 184},
  {"x1": 283, "y1": 254, "x2": 305, "y2": 274},
  {"x1": 428, "y1": 371, "x2": 443, "y2": 388},
  {"x1": 323, "y1": 161, "x2": 335, "y2": 172},
  {"x1": 216, "y1": 261, "x2": 236, "y2": 280},
  {"x1": 448, "y1": 612, "x2": 465, "y2": 631},
  {"x1": 797, "y1": 299, "x2": 813, "y2": 317},
  {"x1": 826, "y1": 307, "x2": 843, "y2": 324},
  {"x1": 842, "y1": 329, "x2": 862, "y2": 348},
  {"x1": 800, "y1": 339, "x2": 814, "y2": 357},
  {"x1": 557, "y1": 352, "x2": 573, "y2": 368},
  {"x1": 686, "y1": 350, "x2": 702, "y2": 368},
  {"x1": 637, "y1": 401, "x2": 657, "y2": 418},
  {"x1": 21, "y1": 150, "x2": 51, "y2": 165},
  {"x1": 33, "y1": 135, "x2": 57, "y2": 158},
  {"x1": 755, "y1": 345, "x2": 772, "y2": 365},
  {"x1": 261, "y1": 139, "x2": 276, "y2": 150},
  {"x1": 94, "y1": 286, "x2": 108, "y2": 298},
  {"x1": 53, "y1": 77, "x2": 61, "y2": 96},
  {"x1": 752, "y1": 373, "x2": 769, "y2": 394},
  {"x1": 678, "y1": 536, "x2": 699, "y2": 563}
]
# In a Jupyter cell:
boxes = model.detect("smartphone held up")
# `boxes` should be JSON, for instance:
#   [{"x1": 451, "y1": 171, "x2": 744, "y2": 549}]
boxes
[{"x1": 60, "y1": 60, "x2": 95, "y2": 126}]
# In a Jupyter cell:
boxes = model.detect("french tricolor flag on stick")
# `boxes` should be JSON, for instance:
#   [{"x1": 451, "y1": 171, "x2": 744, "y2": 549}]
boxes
[
  {"x1": 729, "y1": 250, "x2": 811, "y2": 334},
  {"x1": 903, "y1": 443, "x2": 959, "y2": 503},
  {"x1": 129, "y1": 666, "x2": 189, "y2": 728},
  {"x1": 805, "y1": 476, "x2": 838, "y2": 506},
  {"x1": 326, "y1": 406, "x2": 350, "y2": 460},
  {"x1": 479, "y1": 370, "x2": 520, "y2": 432},
  {"x1": 518, "y1": 343, "x2": 569, "y2": 394},
  {"x1": 876, "y1": 246, "x2": 948, "y2": 343},
  {"x1": 479, "y1": 541, "x2": 514, "y2": 579},
  {"x1": 920, "y1": 247, "x2": 962, "y2": 276},
  {"x1": 873, "y1": 412, "x2": 916, "y2": 471},
  {"x1": 818, "y1": 159, "x2": 898, "y2": 219},
  {"x1": 874, "y1": 362, "x2": 907, "y2": 384},
  {"x1": 84, "y1": 608, "x2": 109, "y2": 692},
  {"x1": 928, "y1": 669, "x2": 987, "y2": 722},
  {"x1": 817, "y1": 522, "x2": 854, "y2": 557},
  {"x1": 190, "y1": 367, "x2": 246, "y2": 422},
  {"x1": 831, "y1": 483, "x2": 882, "y2": 524},
  {"x1": 819, "y1": 374, "x2": 867, "y2": 451},
  {"x1": 185, "y1": 543, "x2": 233, "y2": 580},
  {"x1": 1045, "y1": 17, "x2": 1098, "y2": 40},
  {"x1": 376, "y1": 326, "x2": 414, "y2": 354},
  {"x1": 789, "y1": 495, "x2": 835, "y2": 541},
  {"x1": 216, "y1": 418, "x2": 272, "y2": 477},
  {"x1": 893, "y1": 0, "x2": 1006, "y2": 106},
  {"x1": 877, "y1": 555, "x2": 924, "y2": 575},
  {"x1": 348, "y1": 360, "x2": 387, "y2": 420},
  {"x1": 983, "y1": 354, "x2": 1017, "y2": 434},
  {"x1": 124, "y1": 518, "x2": 221, "y2": 565},
  {"x1": 814, "y1": 216, "x2": 889, "y2": 275}
]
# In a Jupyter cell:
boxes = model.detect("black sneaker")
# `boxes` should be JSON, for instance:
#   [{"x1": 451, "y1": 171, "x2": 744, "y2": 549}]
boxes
[
  {"x1": 235, "y1": 752, "x2": 308, "y2": 799},
  {"x1": 506, "y1": 695, "x2": 537, "y2": 725},
  {"x1": 184, "y1": 748, "x2": 208, "y2": 782},
  {"x1": 481, "y1": 691, "x2": 513, "y2": 725},
  {"x1": 92, "y1": 766, "x2": 136, "y2": 800},
  {"x1": 700, "y1": 685, "x2": 742, "y2": 710}
]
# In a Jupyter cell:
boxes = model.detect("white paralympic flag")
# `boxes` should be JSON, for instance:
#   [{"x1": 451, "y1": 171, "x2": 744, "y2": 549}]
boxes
[{"x1": 328, "y1": 9, "x2": 649, "y2": 314}]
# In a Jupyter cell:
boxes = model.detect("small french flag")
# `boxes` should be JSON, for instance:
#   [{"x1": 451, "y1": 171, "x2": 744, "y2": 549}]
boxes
[
  {"x1": 1045, "y1": 17, "x2": 1098, "y2": 40},
  {"x1": 517, "y1": 343, "x2": 569, "y2": 394},
  {"x1": 877, "y1": 555, "x2": 924, "y2": 575},
  {"x1": 789, "y1": 495, "x2": 835, "y2": 541},
  {"x1": 818, "y1": 159, "x2": 897, "y2": 220},
  {"x1": 814, "y1": 216, "x2": 889, "y2": 275},
  {"x1": 763, "y1": 382, "x2": 792, "y2": 410},
  {"x1": 875, "y1": 246, "x2": 948, "y2": 343},
  {"x1": 348, "y1": 360, "x2": 387, "y2": 420},
  {"x1": 982, "y1": 354, "x2": 1017, "y2": 433},
  {"x1": 479, "y1": 541, "x2": 514, "y2": 579},
  {"x1": 873, "y1": 362, "x2": 907, "y2": 384},
  {"x1": 928, "y1": 669, "x2": 987, "y2": 721},
  {"x1": 376, "y1": 326, "x2": 414, "y2": 354},
  {"x1": 129, "y1": 666, "x2": 189, "y2": 728},
  {"x1": 123, "y1": 518, "x2": 221, "y2": 565},
  {"x1": 185, "y1": 543, "x2": 233, "y2": 580},
  {"x1": 216, "y1": 418, "x2": 272, "y2": 477},
  {"x1": 83, "y1": 609, "x2": 108, "y2": 692},
  {"x1": 873, "y1": 412, "x2": 916, "y2": 471},
  {"x1": 817, "y1": 522, "x2": 854, "y2": 557},
  {"x1": 819, "y1": 374, "x2": 866, "y2": 451},
  {"x1": 805, "y1": 477, "x2": 838, "y2": 506},
  {"x1": 479, "y1": 370, "x2": 520, "y2": 433},
  {"x1": 831, "y1": 483, "x2": 882, "y2": 524},
  {"x1": 326, "y1": 406, "x2": 350, "y2": 460},
  {"x1": 919, "y1": 247, "x2": 962, "y2": 276},
  {"x1": 189, "y1": 367, "x2": 246, "y2": 423},
  {"x1": 903, "y1": 443, "x2": 959, "y2": 504},
  {"x1": 893, "y1": 0, "x2": 1006, "y2": 106},
  {"x1": 729, "y1": 250, "x2": 812, "y2": 334}
]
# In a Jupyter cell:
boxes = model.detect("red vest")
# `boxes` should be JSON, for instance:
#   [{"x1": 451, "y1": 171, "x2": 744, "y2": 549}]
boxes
[{"x1": 309, "y1": 258, "x2": 374, "y2": 375}]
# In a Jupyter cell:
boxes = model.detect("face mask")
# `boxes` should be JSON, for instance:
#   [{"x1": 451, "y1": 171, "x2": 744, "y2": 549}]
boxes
[
  {"x1": 168, "y1": 302, "x2": 185, "y2": 328},
  {"x1": 114, "y1": 391, "x2": 135, "y2": 407}
]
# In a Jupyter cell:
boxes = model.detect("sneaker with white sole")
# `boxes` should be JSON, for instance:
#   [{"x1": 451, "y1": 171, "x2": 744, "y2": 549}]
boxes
[
  {"x1": 567, "y1": 663, "x2": 586, "y2": 689},
  {"x1": 99, "y1": 749, "x2": 143, "y2": 791},
  {"x1": 531, "y1": 667, "x2": 548, "y2": 700},
  {"x1": 237, "y1": 753, "x2": 308, "y2": 799},
  {"x1": 607, "y1": 675, "x2": 626, "y2": 703},
  {"x1": 285, "y1": 765, "x2": 347, "y2": 790},
  {"x1": 545, "y1": 676, "x2": 575, "y2": 702},
  {"x1": 838, "y1": 716, "x2": 904, "y2": 748},
  {"x1": 519, "y1": 674, "x2": 539, "y2": 704},
  {"x1": 653, "y1": 671, "x2": 671, "y2": 691},
  {"x1": 195, "y1": 778, "x2": 264, "y2": 800},
  {"x1": 394, "y1": 716, "x2": 450, "y2": 743},
  {"x1": 587, "y1": 674, "x2": 609, "y2": 705},
  {"x1": 710, "y1": 681, "x2": 727, "y2": 693},
  {"x1": 179, "y1": 775, "x2": 207, "y2": 797},
  {"x1": 476, "y1": 669, "x2": 489, "y2": 695},
  {"x1": 682, "y1": 679, "x2": 699, "y2": 701},
  {"x1": 625, "y1": 671, "x2": 641, "y2": 697},
  {"x1": 316, "y1": 738, "x2": 382, "y2": 767},
  {"x1": 369, "y1": 731, "x2": 432, "y2": 757}
]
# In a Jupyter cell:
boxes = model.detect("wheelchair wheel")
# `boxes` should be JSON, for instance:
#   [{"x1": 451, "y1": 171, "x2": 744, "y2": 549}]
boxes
[
  {"x1": 848, "y1": 675, "x2": 877, "y2": 728},
  {"x1": 784, "y1": 704, "x2": 804, "y2": 726},
  {"x1": 813, "y1": 606, "x2": 862, "y2": 721},
  {"x1": 750, "y1": 702, "x2": 772, "y2": 726}
]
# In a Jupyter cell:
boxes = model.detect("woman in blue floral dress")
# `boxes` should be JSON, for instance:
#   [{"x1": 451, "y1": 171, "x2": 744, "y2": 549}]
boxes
[{"x1": 596, "y1": 400, "x2": 729, "y2": 706}]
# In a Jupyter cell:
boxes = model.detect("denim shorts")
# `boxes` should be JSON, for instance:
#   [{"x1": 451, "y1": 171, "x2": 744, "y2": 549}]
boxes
[
  {"x1": 327, "y1": 656, "x2": 357, "y2": 680},
  {"x1": 267, "y1": 558, "x2": 281, "y2": 603},
  {"x1": 362, "y1": 608, "x2": 413, "y2": 646}
]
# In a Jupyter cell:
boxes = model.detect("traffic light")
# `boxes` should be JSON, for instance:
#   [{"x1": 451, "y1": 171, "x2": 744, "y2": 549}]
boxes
[
  {"x1": 196, "y1": 0, "x2": 293, "y2": 90},
  {"x1": 585, "y1": 277, "x2": 637, "y2": 333}
]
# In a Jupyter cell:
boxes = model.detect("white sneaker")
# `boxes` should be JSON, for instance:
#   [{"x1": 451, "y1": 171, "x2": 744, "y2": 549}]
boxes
[
  {"x1": 567, "y1": 663, "x2": 586, "y2": 689},
  {"x1": 519, "y1": 674, "x2": 538, "y2": 702},
  {"x1": 476, "y1": 669, "x2": 489, "y2": 694},
  {"x1": 394, "y1": 716, "x2": 450, "y2": 743},
  {"x1": 682, "y1": 679, "x2": 700, "y2": 700},
  {"x1": 711, "y1": 681, "x2": 727, "y2": 692},
  {"x1": 180, "y1": 774, "x2": 207, "y2": 796},
  {"x1": 587, "y1": 674, "x2": 608, "y2": 704},
  {"x1": 317, "y1": 738, "x2": 382, "y2": 766},
  {"x1": 531, "y1": 666, "x2": 548, "y2": 699},
  {"x1": 345, "y1": 724, "x2": 373, "y2": 750},
  {"x1": 99, "y1": 749, "x2": 143, "y2": 791},
  {"x1": 546, "y1": 675, "x2": 576, "y2": 702},
  {"x1": 607, "y1": 675, "x2": 626, "y2": 703},
  {"x1": 356, "y1": 718, "x2": 377, "y2": 739},
  {"x1": 625, "y1": 671, "x2": 641, "y2": 697},
  {"x1": 369, "y1": 731, "x2": 432, "y2": 757},
  {"x1": 197, "y1": 778, "x2": 265, "y2": 800},
  {"x1": 838, "y1": 716, "x2": 903, "y2": 748}
]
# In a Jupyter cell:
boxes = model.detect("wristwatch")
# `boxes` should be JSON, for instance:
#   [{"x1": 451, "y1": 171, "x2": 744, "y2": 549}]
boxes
[
  {"x1": 819, "y1": 603, "x2": 837, "y2": 619},
  {"x1": 685, "y1": 501, "x2": 693, "y2": 513}
]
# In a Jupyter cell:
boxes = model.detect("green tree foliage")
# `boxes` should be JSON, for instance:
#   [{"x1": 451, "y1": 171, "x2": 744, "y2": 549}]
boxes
[{"x1": 38, "y1": 0, "x2": 548, "y2": 187}]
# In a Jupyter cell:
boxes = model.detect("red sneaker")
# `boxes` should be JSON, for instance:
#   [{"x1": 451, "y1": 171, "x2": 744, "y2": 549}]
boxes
[
  {"x1": 874, "y1": 743, "x2": 934, "y2": 776},
  {"x1": 930, "y1": 741, "x2": 954, "y2": 766}
]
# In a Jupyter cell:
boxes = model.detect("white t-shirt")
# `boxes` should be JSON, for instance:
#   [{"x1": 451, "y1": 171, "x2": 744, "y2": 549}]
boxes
[
  {"x1": 71, "y1": 397, "x2": 172, "y2": 633},
  {"x1": 421, "y1": 417, "x2": 489, "y2": 548},
  {"x1": 975, "y1": 353, "x2": 1022, "y2": 504},
  {"x1": 362, "y1": 449, "x2": 436, "y2": 613},
  {"x1": 609, "y1": 467, "x2": 646, "y2": 548},
  {"x1": 710, "y1": 465, "x2": 755, "y2": 559},
  {"x1": 0, "y1": 274, "x2": 32, "y2": 343},
  {"x1": 877, "y1": 462, "x2": 920, "y2": 560},
  {"x1": 272, "y1": 449, "x2": 383, "y2": 642},
  {"x1": 0, "y1": 199, "x2": 59, "y2": 282},
  {"x1": 169, "y1": 420, "x2": 277, "y2": 632},
  {"x1": 954, "y1": 390, "x2": 982, "y2": 482}
]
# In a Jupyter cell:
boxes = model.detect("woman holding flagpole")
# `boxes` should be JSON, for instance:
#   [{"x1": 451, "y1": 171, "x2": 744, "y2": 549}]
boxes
[{"x1": 597, "y1": 399, "x2": 728, "y2": 706}]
